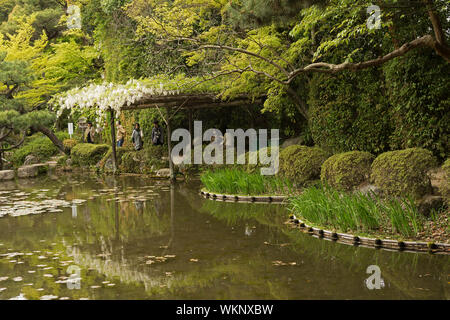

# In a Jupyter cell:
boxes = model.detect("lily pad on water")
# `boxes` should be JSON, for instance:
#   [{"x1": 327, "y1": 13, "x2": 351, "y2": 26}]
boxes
[
  {"x1": 40, "y1": 295, "x2": 58, "y2": 300},
  {"x1": 0, "y1": 199, "x2": 71, "y2": 218},
  {"x1": 9, "y1": 293, "x2": 27, "y2": 300}
]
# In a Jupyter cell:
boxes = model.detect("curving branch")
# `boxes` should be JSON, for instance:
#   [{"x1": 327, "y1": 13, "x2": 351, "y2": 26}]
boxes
[
  {"x1": 423, "y1": 0, "x2": 450, "y2": 61},
  {"x1": 0, "y1": 131, "x2": 26, "y2": 152},
  {"x1": 0, "y1": 128, "x2": 13, "y2": 142},
  {"x1": 32, "y1": 125, "x2": 67, "y2": 155},
  {"x1": 287, "y1": 35, "x2": 446, "y2": 81}
]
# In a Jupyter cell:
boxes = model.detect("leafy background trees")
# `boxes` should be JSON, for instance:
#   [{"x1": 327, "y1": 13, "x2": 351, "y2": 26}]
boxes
[
  {"x1": 0, "y1": 0, "x2": 448, "y2": 167},
  {"x1": 0, "y1": 0, "x2": 100, "y2": 165}
]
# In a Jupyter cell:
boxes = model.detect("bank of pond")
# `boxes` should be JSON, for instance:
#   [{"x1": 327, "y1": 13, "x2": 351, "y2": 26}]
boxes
[
  {"x1": 2, "y1": 134, "x2": 449, "y2": 249},
  {"x1": 198, "y1": 147, "x2": 449, "y2": 247}
]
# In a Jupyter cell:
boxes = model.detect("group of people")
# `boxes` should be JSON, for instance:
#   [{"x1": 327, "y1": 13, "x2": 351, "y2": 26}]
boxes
[{"x1": 84, "y1": 120, "x2": 164, "y2": 151}]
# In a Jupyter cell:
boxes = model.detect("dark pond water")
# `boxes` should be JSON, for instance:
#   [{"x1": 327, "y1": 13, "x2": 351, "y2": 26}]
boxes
[{"x1": 0, "y1": 173, "x2": 448, "y2": 300}]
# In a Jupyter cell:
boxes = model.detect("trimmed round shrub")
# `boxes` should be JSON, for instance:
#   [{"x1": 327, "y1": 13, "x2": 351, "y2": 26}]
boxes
[
  {"x1": 63, "y1": 139, "x2": 78, "y2": 153},
  {"x1": 321, "y1": 151, "x2": 375, "y2": 191},
  {"x1": 371, "y1": 148, "x2": 438, "y2": 198},
  {"x1": 439, "y1": 159, "x2": 450, "y2": 204},
  {"x1": 71, "y1": 143, "x2": 110, "y2": 166},
  {"x1": 279, "y1": 145, "x2": 329, "y2": 185}
]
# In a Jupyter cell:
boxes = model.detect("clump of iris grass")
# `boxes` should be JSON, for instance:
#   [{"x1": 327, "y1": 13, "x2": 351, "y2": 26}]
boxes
[
  {"x1": 200, "y1": 168, "x2": 294, "y2": 196},
  {"x1": 288, "y1": 186, "x2": 423, "y2": 237}
]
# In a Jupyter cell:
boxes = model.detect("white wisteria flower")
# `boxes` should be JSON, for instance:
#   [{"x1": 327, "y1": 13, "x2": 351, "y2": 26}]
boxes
[{"x1": 51, "y1": 79, "x2": 178, "y2": 121}]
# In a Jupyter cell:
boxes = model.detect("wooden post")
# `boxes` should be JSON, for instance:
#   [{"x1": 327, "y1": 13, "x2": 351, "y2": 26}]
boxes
[
  {"x1": 166, "y1": 106, "x2": 175, "y2": 182},
  {"x1": 110, "y1": 108, "x2": 117, "y2": 173}
]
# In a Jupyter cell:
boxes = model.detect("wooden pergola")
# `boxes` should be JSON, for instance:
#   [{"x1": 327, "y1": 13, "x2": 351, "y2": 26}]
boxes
[{"x1": 109, "y1": 93, "x2": 265, "y2": 180}]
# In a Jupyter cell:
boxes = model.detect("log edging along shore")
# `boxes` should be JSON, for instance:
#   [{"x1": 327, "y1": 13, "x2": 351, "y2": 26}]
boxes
[
  {"x1": 200, "y1": 190, "x2": 287, "y2": 203},
  {"x1": 200, "y1": 189, "x2": 450, "y2": 255},
  {"x1": 288, "y1": 215, "x2": 450, "y2": 255}
]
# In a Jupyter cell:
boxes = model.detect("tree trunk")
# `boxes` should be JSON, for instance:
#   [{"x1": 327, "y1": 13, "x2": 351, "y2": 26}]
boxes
[
  {"x1": 33, "y1": 125, "x2": 68, "y2": 155},
  {"x1": 110, "y1": 109, "x2": 117, "y2": 173},
  {"x1": 424, "y1": 0, "x2": 450, "y2": 62}
]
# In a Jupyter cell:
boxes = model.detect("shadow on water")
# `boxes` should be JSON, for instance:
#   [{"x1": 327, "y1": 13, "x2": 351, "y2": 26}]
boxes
[{"x1": 0, "y1": 173, "x2": 448, "y2": 300}]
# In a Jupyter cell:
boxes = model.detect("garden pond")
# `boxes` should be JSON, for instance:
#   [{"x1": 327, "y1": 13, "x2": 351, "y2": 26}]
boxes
[{"x1": 0, "y1": 173, "x2": 448, "y2": 300}]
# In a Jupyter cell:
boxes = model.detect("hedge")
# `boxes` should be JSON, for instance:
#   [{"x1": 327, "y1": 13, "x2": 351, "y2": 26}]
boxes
[
  {"x1": 71, "y1": 143, "x2": 110, "y2": 166},
  {"x1": 279, "y1": 145, "x2": 329, "y2": 186},
  {"x1": 321, "y1": 151, "x2": 375, "y2": 191},
  {"x1": 371, "y1": 148, "x2": 437, "y2": 198}
]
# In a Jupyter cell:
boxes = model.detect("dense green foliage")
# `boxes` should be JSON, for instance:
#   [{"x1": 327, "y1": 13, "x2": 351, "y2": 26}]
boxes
[
  {"x1": 71, "y1": 143, "x2": 110, "y2": 166},
  {"x1": 371, "y1": 148, "x2": 438, "y2": 198},
  {"x1": 289, "y1": 186, "x2": 423, "y2": 237},
  {"x1": 321, "y1": 151, "x2": 374, "y2": 191},
  {"x1": 10, "y1": 132, "x2": 68, "y2": 166},
  {"x1": 1, "y1": 0, "x2": 448, "y2": 174},
  {"x1": 279, "y1": 145, "x2": 329, "y2": 186},
  {"x1": 384, "y1": 49, "x2": 450, "y2": 159},
  {"x1": 201, "y1": 168, "x2": 293, "y2": 196},
  {"x1": 308, "y1": 69, "x2": 391, "y2": 155}
]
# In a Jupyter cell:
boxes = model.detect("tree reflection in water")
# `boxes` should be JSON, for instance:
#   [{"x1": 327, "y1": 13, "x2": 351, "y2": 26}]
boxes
[{"x1": 0, "y1": 174, "x2": 448, "y2": 300}]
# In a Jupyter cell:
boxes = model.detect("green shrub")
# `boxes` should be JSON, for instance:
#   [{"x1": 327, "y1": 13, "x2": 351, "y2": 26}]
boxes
[
  {"x1": 321, "y1": 151, "x2": 375, "y2": 191},
  {"x1": 279, "y1": 145, "x2": 329, "y2": 186},
  {"x1": 10, "y1": 133, "x2": 60, "y2": 166},
  {"x1": 63, "y1": 139, "x2": 79, "y2": 153},
  {"x1": 71, "y1": 143, "x2": 110, "y2": 166},
  {"x1": 371, "y1": 148, "x2": 438, "y2": 198},
  {"x1": 439, "y1": 159, "x2": 450, "y2": 204}
]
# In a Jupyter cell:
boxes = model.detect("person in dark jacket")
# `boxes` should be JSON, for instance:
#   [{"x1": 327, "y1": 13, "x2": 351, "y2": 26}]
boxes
[
  {"x1": 131, "y1": 123, "x2": 144, "y2": 150},
  {"x1": 84, "y1": 121, "x2": 95, "y2": 144},
  {"x1": 151, "y1": 121, "x2": 164, "y2": 145}
]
